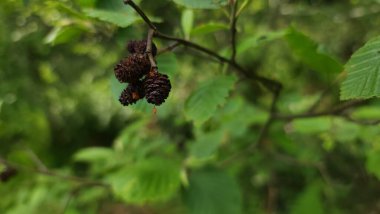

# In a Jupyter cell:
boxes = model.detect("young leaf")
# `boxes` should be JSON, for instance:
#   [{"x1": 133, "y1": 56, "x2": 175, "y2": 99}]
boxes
[
  {"x1": 340, "y1": 36, "x2": 380, "y2": 100},
  {"x1": 185, "y1": 75, "x2": 237, "y2": 125},
  {"x1": 181, "y1": 9, "x2": 194, "y2": 39},
  {"x1": 83, "y1": 8, "x2": 138, "y2": 27},
  {"x1": 286, "y1": 27, "x2": 343, "y2": 75},
  {"x1": 173, "y1": 0, "x2": 228, "y2": 9},
  {"x1": 184, "y1": 168, "x2": 242, "y2": 214},
  {"x1": 107, "y1": 158, "x2": 181, "y2": 204}
]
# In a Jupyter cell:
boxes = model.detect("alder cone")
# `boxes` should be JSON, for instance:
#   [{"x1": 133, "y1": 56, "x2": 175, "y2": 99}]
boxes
[
  {"x1": 114, "y1": 53, "x2": 150, "y2": 83},
  {"x1": 144, "y1": 72, "x2": 171, "y2": 106},
  {"x1": 127, "y1": 40, "x2": 157, "y2": 56},
  {"x1": 119, "y1": 81, "x2": 145, "y2": 106}
]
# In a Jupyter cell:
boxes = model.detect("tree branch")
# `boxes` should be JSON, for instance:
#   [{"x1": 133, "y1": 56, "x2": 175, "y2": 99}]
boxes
[
  {"x1": 230, "y1": 0, "x2": 239, "y2": 62},
  {"x1": 123, "y1": 0, "x2": 282, "y2": 93},
  {"x1": 146, "y1": 28, "x2": 157, "y2": 71}
]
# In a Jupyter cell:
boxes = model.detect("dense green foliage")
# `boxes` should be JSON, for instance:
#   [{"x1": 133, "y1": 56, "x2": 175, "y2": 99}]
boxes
[{"x1": 1, "y1": 0, "x2": 380, "y2": 213}]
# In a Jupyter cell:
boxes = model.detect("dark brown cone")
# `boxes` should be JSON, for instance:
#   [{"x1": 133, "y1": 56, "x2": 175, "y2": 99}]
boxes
[
  {"x1": 114, "y1": 53, "x2": 150, "y2": 83},
  {"x1": 127, "y1": 40, "x2": 157, "y2": 56},
  {"x1": 144, "y1": 72, "x2": 171, "y2": 106},
  {"x1": 119, "y1": 81, "x2": 145, "y2": 106}
]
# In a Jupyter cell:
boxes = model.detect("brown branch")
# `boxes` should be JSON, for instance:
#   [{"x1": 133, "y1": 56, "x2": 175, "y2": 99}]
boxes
[
  {"x1": 230, "y1": 0, "x2": 238, "y2": 62},
  {"x1": 274, "y1": 100, "x2": 366, "y2": 121},
  {"x1": 123, "y1": 0, "x2": 282, "y2": 93},
  {"x1": 0, "y1": 156, "x2": 108, "y2": 187},
  {"x1": 157, "y1": 42, "x2": 181, "y2": 55},
  {"x1": 146, "y1": 28, "x2": 157, "y2": 71}
]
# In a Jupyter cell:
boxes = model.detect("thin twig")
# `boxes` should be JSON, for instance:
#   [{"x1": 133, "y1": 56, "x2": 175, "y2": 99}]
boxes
[
  {"x1": 157, "y1": 42, "x2": 181, "y2": 55},
  {"x1": 0, "y1": 157, "x2": 108, "y2": 187},
  {"x1": 274, "y1": 100, "x2": 366, "y2": 121},
  {"x1": 230, "y1": 0, "x2": 238, "y2": 62},
  {"x1": 146, "y1": 28, "x2": 157, "y2": 70},
  {"x1": 123, "y1": 0, "x2": 282, "y2": 93},
  {"x1": 124, "y1": 0, "x2": 157, "y2": 30}
]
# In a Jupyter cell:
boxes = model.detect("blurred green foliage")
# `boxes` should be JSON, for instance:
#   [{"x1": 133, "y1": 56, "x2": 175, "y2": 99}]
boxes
[{"x1": 1, "y1": 0, "x2": 380, "y2": 213}]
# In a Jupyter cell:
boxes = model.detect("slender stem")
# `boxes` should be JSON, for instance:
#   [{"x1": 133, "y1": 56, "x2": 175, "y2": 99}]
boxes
[
  {"x1": 146, "y1": 28, "x2": 157, "y2": 71},
  {"x1": 123, "y1": 0, "x2": 157, "y2": 30},
  {"x1": 157, "y1": 42, "x2": 181, "y2": 55},
  {"x1": 123, "y1": 0, "x2": 282, "y2": 92},
  {"x1": 230, "y1": 0, "x2": 238, "y2": 62}
]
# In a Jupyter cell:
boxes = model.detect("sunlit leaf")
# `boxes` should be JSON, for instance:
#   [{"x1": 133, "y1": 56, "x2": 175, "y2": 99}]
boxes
[
  {"x1": 173, "y1": 0, "x2": 228, "y2": 9},
  {"x1": 340, "y1": 36, "x2": 380, "y2": 100},
  {"x1": 185, "y1": 75, "x2": 237, "y2": 125},
  {"x1": 181, "y1": 9, "x2": 194, "y2": 39},
  {"x1": 366, "y1": 148, "x2": 380, "y2": 180},
  {"x1": 73, "y1": 147, "x2": 114, "y2": 163},
  {"x1": 292, "y1": 117, "x2": 332, "y2": 134},
  {"x1": 83, "y1": 8, "x2": 138, "y2": 27},
  {"x1": 44, "y1": 25, "x2": 84, "y2": 45}
]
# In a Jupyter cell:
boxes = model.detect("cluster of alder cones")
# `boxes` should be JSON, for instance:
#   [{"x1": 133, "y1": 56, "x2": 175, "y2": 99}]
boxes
[{"x1": 114, "y1": 40, "x2": 171, "y2": 106}]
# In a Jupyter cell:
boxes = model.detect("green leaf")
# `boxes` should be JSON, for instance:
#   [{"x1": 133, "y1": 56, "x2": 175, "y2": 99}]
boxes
[
  {"x1": 291, "y1": 182, "x2": 324, "y2": 214},
  {"x1": 109, "y1": 74, "x2": 127, "y2": 101},
  {"x1": 185, "y1": 75, "x2": 237, "y2": 125},
  {"x1": 44, "y1": 25, "x2": 84, "y2": 45},
  {"x1": 156, "y1": 52, "x2": 178, "y2": 77},
  {"x1": 292, "y1": 117, "x2": 332, "y2": 134},
  {"x1": 83, "y1": 8, "x2": 138, "y2": 27},
  {"x1": 340, "y1": 36, "x2": 380, "y2": 100},
  {"x1": 107, "y1": 158, "x2": 181, "y2": 204},
  {"x1": 366, "y1": 147, "x2": 380, "y2": 180},
  {"x1": 184, "y1": 168, "x2": 242, "y2": 214},
  {"x1": 191, "y1": 23, "x2": 229, "y2": 36},
  {"x1": 173, "y1": 0, "x2": 228, "y2": 9},
  {"x1": 285, "y1": 27, "x2": 343, "y2": 75},
  {"x1": 189, "y1": 131, "x2": 224, "y2": 160},
  {"x1": 73, "y1": 147, "x2": 114, "y2": 163},
  {"x1": 351, "y1": 106, "x2": 380, "y2": 120},
  {"x1": 181, "y1": 9, "x2": 194, "y2": 39},
  {"x1": 237, "y1": 30, "x2": 286, "y2": 55}
]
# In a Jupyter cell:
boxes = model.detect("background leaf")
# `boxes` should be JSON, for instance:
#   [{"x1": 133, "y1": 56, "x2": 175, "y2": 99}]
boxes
[
  {"x1": 286, "y1": 27, "x2": 343, "y2": 75},
  {"x1": 83, "y1": 8, "x2": 138, "y2": 27},
  {"x1": 181, "y1": 9, "x2": 194, "y2": 39},
  {"x1": 107, "y1": 158, "x2": 181, "y2": 204},
  {"x1": 340, "y1": 36, "x2": 380, "y2": 100},
  {"x1": 191, "y1": 23, "x2": 229, "y2": 36},
  {"x1": 172, "y1": 0, "x2": 228, "y2": 9},
  {"x1": 185, "y1": 75, "x2": 237, "y2": 125},
  {"x1": 184, "y1": 168, "x2": 242, "y2": 214}
]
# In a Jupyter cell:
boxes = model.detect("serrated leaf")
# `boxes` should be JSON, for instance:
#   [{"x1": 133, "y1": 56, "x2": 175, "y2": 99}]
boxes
[
  {"x1": 107, "y1": 158, "x2": 181, "y2": 204},
  {"x1": 184, "y1": 168, "x2": 242, "y2": 214},
  {"x1": 286, "y1": 27, "x2": 343, "y2": 75},
  {"x1": 83, "y1": 8, "x2": 138, "y2": 27},
  {"x1": 185, "y1": 75, "x2": 237, "y2": 125},
  {"x1": 191, "y1": 23, "x2": 229, "y2": 36},
  {"x1": 340, "y1": 36, "x2": 380, "y2": 100},
  {"x1": 173, "y1": 0, "x2": 228, "y2": 9},
  {"x1": 181, "y1": 9, "x2": 194, "y2": 39}
]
